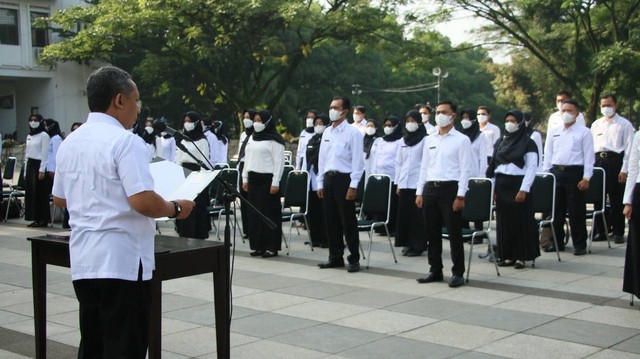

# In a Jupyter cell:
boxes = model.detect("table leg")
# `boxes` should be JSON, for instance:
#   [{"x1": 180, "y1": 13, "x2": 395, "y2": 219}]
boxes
[
  {"x1": 148, "y1": 276, "x2": 162, "y2": 359},
  {"x1": 213, "y1": 249, "x2": 230, "y2": 359},
  {"x1": 31, "y1": 242, "x2": 47, "y2": 359}
]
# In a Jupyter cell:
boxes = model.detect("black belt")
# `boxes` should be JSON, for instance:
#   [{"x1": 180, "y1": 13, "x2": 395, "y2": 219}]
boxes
[
  {"x1": 426, "y1": 180, "x2": 457, "y2": 188},
  {"x1": 552, "y1": 165, "x2": 583, "y2": 171},
  {"x1": 596, "y1": 151, "x2": 623, "y2": 159},
  {"x1": 325, "y1": 170, "x2": 350, "y2": 177}
]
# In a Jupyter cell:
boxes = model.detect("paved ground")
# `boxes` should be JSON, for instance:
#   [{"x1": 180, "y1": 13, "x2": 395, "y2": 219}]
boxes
[{"x1": 1, "y1": 215, "x2": 639, "y2": 358}]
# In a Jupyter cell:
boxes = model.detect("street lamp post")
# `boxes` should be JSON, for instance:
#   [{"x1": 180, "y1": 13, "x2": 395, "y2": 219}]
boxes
[{"x1": 432, "y1": 67, "x2": 449, "y2": 104}]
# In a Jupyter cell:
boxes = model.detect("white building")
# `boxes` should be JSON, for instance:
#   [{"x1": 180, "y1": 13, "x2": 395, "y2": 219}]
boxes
[{"x1": 0, "y1": 0, "x2": 93, "y2": 141}]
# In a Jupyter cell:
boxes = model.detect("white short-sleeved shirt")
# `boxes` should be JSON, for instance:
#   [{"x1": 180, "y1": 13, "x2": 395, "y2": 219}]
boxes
[{"x1": 52, "y1": 113, "x2": 156, "y2": 281}]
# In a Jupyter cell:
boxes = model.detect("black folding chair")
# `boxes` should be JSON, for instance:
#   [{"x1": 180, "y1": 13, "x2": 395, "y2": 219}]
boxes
[
  {"x1": 586, "y1": 167, "x2": 610, "y2": 252},
  {"x1": 279, "y1": 165, "x2": 294, "y2": 198},
  {"x1": 532, "y1": 172, "x2": 562, "y2": 262},
  {"x1": 2, "y1": 157, "x2": 16, "y2": 188},
  {"x1": 208, "y1": 169, "x2": 241, "y2": 240},
  {"x1": 281, "y1": 170, "x2": 311, "y2": 255},
  {"x1": 5, "y1": 164, "x2": 25, "y2": 221}
]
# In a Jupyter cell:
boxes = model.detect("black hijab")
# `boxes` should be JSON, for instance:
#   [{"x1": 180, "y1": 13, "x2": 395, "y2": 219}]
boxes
[
  {"x1": 251, "y1": 109, "x2": 285, "y2": 145},
  {"x1": 486, "y1": 109, "x2": 538, "y2": 176},
  {"x1": 212, "y1": 120, "x2": 229, "y2": 145},
  {"x1": 141, "y1": 121, "x2": 156, "y2": 145},
  {"x1": 523, "y1": 112, "x2": 534, "y2": 135},
  {"x1": 402, "y1": 110, "x2": 427, "y2": 147},
  {"x1": 382, "y1": 115, "x2": 403, "y2": 142},
  {"x1": 306, "y1": 114, "x2": 330, "y2": 172},
  {"x1": 28, "y1": 114, "x2": 46, "y2": 136},
  {"x1": 239, "y1": 109, "x2": 256, "y2": 160},
  {"x1": 183, "y1": 111, "x2": 206, "y2": 141},
  {"x1": 363, "y1": 119, "x2": 377, "y2": 159},
  {"x1": 460, "y1": 108, "x2": 481, "y2": 143},
  {"x1": 44, "y1": 119, "x2": 62, "y2": 139}
]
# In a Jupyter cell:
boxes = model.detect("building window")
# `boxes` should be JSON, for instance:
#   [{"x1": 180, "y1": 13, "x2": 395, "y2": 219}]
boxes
[
  {"x1": 0, "y1": 8, "x2": 19, "y2": 45},
  {"x1": 31, "y1": 12, "x2": 49, "y2": 47}
]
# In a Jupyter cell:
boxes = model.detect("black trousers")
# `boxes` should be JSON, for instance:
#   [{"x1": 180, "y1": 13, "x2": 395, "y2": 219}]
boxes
[
  {"x1": 24, "y1": 158, "x2": 50, "y2": 223},
  {"x1": 308, "y1": 190, "x2": 328, "y2": 246},
  {"x1": 323, "y1": 173, "x2": 359, "y2": 264},
  {"x1": 73, "y1": 268, "x2": 151, "y2": 359},
  {"x1": 623, "y1": 184, "x2": 640, "y2": 297},
  {"x1": 238, "y1": 162, "x2": 250, "y2": 237},
  {"x1": 594, "y1": 153, "x2": 625, "y2": 236},
  {"x1": 551, "y1": 167, "x2": 587, "y2": 250},
  {"x1": 395, "y1": 188, "x2": 426, "y2": 251},
  {"x1": 422, "y1": 182, "x2": 465, "y2": 276}
]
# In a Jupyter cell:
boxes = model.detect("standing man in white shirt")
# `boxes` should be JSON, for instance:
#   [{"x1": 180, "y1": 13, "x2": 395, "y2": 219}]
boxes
[
  {"x1": 590, "y1": 94, "x2": 635, "y2": 244},
  {"x1": 52, "y1": 66, "x2": 195, "y2": 358},
  {"x1": 295, "y1": 110, "x2": 317, "y2": 169},
  {"x1": 477, "y1": 106, "x2": 501, "y2": 164},
  {"x1": 542, "y1": 99, "x2": 595, "y2": 255},
  {"x1": 415, "y1": 101, "x2": 471, "y2": 288},
  {"x1": 317, "y1": 96, "x2": 365, "y2": 273},
  {"x1": 351, "y1": 105, "x2": 367, "y2": 134},
  {"x1": 547, "y1": 90, "x2": 586, "y2": 133}
]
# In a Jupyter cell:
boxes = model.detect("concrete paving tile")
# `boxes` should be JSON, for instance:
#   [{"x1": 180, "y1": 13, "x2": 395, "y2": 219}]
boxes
[
  {"x1": 4, "y1": 319, "x2": 76, "y2": 337},
  {"x1": 507, "y1": 268, "x2": 590, "y2": 284},
  {"x1": 537, "y1": 261, "x2": 617, "y2": 276},
  {"x1": 486, "y1": 277, "x2": 557, "y2": 290},
  {"x1": 163, "y1": 303, "x2": 218, "y2": 326},
  {"x1": 374, "y1": 279, "x2": 453, "y2": 296},
  {"x1": 163, "y1": 327, "x2": 259, "y2": 357},
  {"x1": 494, "y1": 295, "x2": 593, "y2": 317},
  {"x1": 45, "y1": 281, "x2": 76, "y2": 297},
  {"x1": 0, "y1": 288, "x2": 57, "y2": 308},
  {"x1": 162, "y1": 317, "x2": 201, "y2": 336},
  {"x1": 430, "y1": 287, "x2": 523, "y2": 306},
  {"x1": 449, "y1": 307, "x2": 556, "y2": 332},
  {"x1": 274, "y1": 300, "x2": 372, "y2": 322},
  {"x1": 339, "y1": 336, "x2": 465, "y2": 359},
  {"x1": 525, "y1": 318, "x2": 640, "y2": 348},
  {"x1": 386, "y1": 297, "x2": 484, "y2": 320},
  {"x1": 230, "y1": 340, "x2": 327, "y2": 359},
  {"x1": 231, "y1": 312, "x2": 321, "y2": 339},
  {"x1": 568, "y1": 306, "x2": 640, "y2": 330},
  {"x1": 321, "y1": 272, "x2": 402, "y2": 289},
  {"x1": 230, "y1": 285, "x2": 264, "y2": 299},
  {"x1": 230, "y1": 306, "x2": 263, "y2": 320},
  {"x1": 274, "y1": 281, "x2": 362, "y2": 299},
  {"x1": 332, "y1": 309, "x2": 438, "y2": 335},
  {"x1": 0, "y1": 348, "x2": 31, "y2": 358},
  {"x1": 0, "y1": 309, "x2": 30, "y2": 326},
  {"x1": 48, "y1": 311, "x2": 79, "y2": 328},
  {"x1": 588, "y1": 348, "x2": 640, "y2": 358},
  {"x1": 3, "y1": 295, "x2": 78, "y2": 317},
  {"x1": 279, "y1": 266, "x2": 348, "y2": 281},
  {"x1": 450, "y1": 352, "x2": 510, "y2": 359},
  {"x1": 161, "y1": 293, "x2": 211, "y2": 313},
  {"x1": 550, "y1": 283, "x2": 623, "y2": 299},
  {"x1": 613, "y1": 334, "x2": 640, "y2": 354},
  {"x1": 162, "y1": 277, "x2": 214, "y2": 295},
  {"x1": 327, "y1": 288, "x2": 419, "y2": 309},
  {"x1": 233, "y1": 273, "x2": 309, "y2": 291},
  {"x1": 0, "y1": 284, "x2": 21, "y2": 293},
  {"x1": 232, "y1": 291, "x2": 314, "y2": 312},
  {"x1": 270, "y1": 323, "x2": 385, "y2": 354},
  {"x1": 475, "y1": 333, "x2": 600, "y2": 359},
  {"x1": 159, "y1": 351, "x2": 190, "y2": 359},
  {"x1": 399, "y1": 320, "x2": 513, "y2": 350},
  {"x1": 48, "y1": 330, "x2": 80, "y2": 349}
]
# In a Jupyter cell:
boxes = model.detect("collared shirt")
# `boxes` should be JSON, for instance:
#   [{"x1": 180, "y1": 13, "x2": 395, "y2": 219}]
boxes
[
  {"x1": 351, "y1": 119, "x2": 367, "y2": 135},
  {"x1": 296, "y1": 129, "x2": 314, "y2": 170},
  {"x1": 155, "y1": 136, "x2": 176, "y2": 162},
  {"x1": 395, "y1": 137, "x2": 425, "y2": 189},
  {"x1": 530, "y1": 131, "x2": 543, "y2": 171},
  {"x1": 25, "y1": 131, "x2": 50, "y2": 172},
  {"x1": 416, "y1": 128, "x2": 471, "y2": 197},
  {"x1": 176, "y1": 138, "x2": 210, "y2": 169},
  {"x1": 238, "y1": 131, "x2": 248, "y2": 162},
  {"x1": 542, "y1": 122, "x2": 595, "y2": 180},
  {"x1": 204, "y1": 131, "x2": 228, "y2": 166},
  {"x1": 547, "y1": 111, "x2": 586, "y2": 133},
  {"x1": 242, "y1": 136, "x2": 285, "y2": 186},
  {"x1": 480, "y1": 122, "x2": 501, "y2": 157},
  {"x1": 425, "y1": 122, "x2": 437, "y2": 135},
  {"x1": 370, "y1": 138, "x2": 402, "y2": 180},
  {"x1": 591, "y1": 113, "x2": 634, "y2": 173},
  {"x1": 317, "y1": 120, "x2": 365, "y2": 189},
  {"x1": 469, "y1": 134, "x2": 489, "y2": 178},
  {"x1": 52, "y1": 112, "x2": 156, "y2": 281},
  {"x1": 623, "y1": 131, "x2": 640, "y2": 204},
  {"x1": 46, "y1": 134, "x2": 62, "y2": 172},
  {"x1": 495, "y1": 152, "x2": 538, "y2": 192}
]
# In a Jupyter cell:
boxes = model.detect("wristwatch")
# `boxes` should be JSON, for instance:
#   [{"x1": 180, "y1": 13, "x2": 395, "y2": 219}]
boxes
[{"x1": 168, "y1": 200, "x2": 182, "y2": 219}]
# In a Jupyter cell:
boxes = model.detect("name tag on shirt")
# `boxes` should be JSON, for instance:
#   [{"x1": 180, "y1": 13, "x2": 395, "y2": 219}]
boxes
[
  {"x1": 429, "y1": 146, "x2": 436, "y2": 149},
  {"x1": 553, "y1": 135, "x2": 560, "y2": 137}
]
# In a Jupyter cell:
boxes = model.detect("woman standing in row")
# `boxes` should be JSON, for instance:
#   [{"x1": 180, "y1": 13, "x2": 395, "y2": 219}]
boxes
[
  {"x1": 242, "y1": 110, "x2": 285, "y2": 258},
  {"x1": 303, "y1": 114, "x2": 330, "y2": 248},
  {"x1": 237, "y1": 109, "x2": 256, "y2": 239},
  {"x1": 24, "y1": 114, "x2": 50, "y2": 227},
  {"x1": 154, "y1": 118, "x2": 176, "y2": 161}
]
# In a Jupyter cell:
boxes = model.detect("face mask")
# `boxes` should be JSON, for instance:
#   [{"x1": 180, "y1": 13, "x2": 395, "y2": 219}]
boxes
[
  {"x1": 460, "y1": 119, "x2": 472, "y2": 129},
  {"x1": 505, "y1": 122, "x2": 519, "y2": 133},
  {"x1": 353, "y1": 114, "x2": 363, "y2": 122},
  {"x1": 160, "y1": 132, "x2": 167, "y2": 136},
  {"x1": 145, "y1": 126, "x2": 154, "y2": 134},
  {"x1": 243, "y1": 119, "x2": 253, "y2": 128},
  {"x1": 314, "y1": 125, "x2": 326, "y2": 135},
  {"x1": 383, "y1": 126, "x2": 395, "y2": 135},
  {"x1": 601, "y1": 106, "x2": 615, "y2": 118},
  {"x1": 405, "y1": 122, "x2": 419, "y2": 133},
  {"x1": 561, "y1": 112, "x2": 575, "y2": 124},
  {"x1": 435, "y1": 114, "x2": 452, "y2": 128},
  {"x1": 305, "y1": 118, "x2": 314, "y2": 128},
  {"x1": 477, "y1": 115, "x2": 488, "y2": 124},
  {"x1": 557, "y1": 102, "x2": 564, "y2": 111},
  {"x1": 329, "y1": 109, "x2": 342, "y2": 122},
  {"x1": 184, "y1": 122, "x2": 196, "y2": 132},
  {"x1": 365, "y1": 127, "x2": 376, "y2": 136},
  {"x1": 29, "y1": 121, "x2": 40, "y2": 129},
  {"x1": 421, "y1": 114, "x2": 429, "y2": 123},
  {"x1": 253, "y1": 122, "x2": 266, "y2": 132}
]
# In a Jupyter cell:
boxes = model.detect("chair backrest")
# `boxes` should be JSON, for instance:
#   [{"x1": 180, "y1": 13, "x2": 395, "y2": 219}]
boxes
[
  {"x1": 16, "y1": 164, "x2": 25, "y2": 189},
  {"x1": 585, "y1": 167, "x2": 605, "y2": 207},
  {"x1": 213, "y1": 163, "x2": 229, "y2": 170},
  {"x1": 211, "y1": 168, "x2": 238, "y2": 204},
  {"x1": 283, "y1": 170, "x2": 309, "y2": 211},
  {"x1": 462, "y1": 178, "x2": 493, "y2": 222},
  {"x1": 355, "y1": 175, "x2": 365, "y2": 203},
  {"x1": 279, "y1": 165, "x2": 294, "y2": 197},
  {"x1": 531, "y1": 172, "x2": 556, "y2": 218},
  {"x1": 228, "y1": 159, "x2": 238, "y2": 169},
  {"x1": 361, "y1": 174, "x2": 391, "y2": 220},
  {"x1": 3, "y1": 157, "x2": 16, "y2": 182}
]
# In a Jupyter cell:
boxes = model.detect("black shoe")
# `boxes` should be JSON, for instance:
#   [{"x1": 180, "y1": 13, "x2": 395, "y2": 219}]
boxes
[
  {"x1": 261, "y1": 250, "x2": 278, "y2": 258},
  {"x1": 318, "y1": 260, "x2": 345, "y2": 269},
  {"x1": 448, "y1": 275, "x2": 465, "y2": 288},
  {"x1": 592, "y1": 233, "x2": 606, "y2": 242},
  {"x1": 574, "y1": 248, "x2": 587, "y2": 256},
  {"x1": 416, "y1": 272, "x2": 444, "y2": 284},
  {"x1": 614, "y1": 235, "x2": 626, "y2": 244},
  {"x1": 497, "y1": 260, "x2": 514, "y2": 267},
  {"x1": 249, "y1": 250, "x2": 264, "y2": 257},
  {"x1": 347, "y1": 263, "x2": 360, "y2": 273},
  {"x1": 543, "y1": 246, "x2": 564, "y2": 253},
  {"x1": 405, "y1": 251, "x2": 423, "y2": 257},
  {"x1": 514, "y1": 261, "x2": 525, "y2": 269}
]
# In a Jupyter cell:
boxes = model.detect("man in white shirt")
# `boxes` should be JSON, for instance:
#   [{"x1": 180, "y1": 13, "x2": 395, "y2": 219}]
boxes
[
  {"x1": 477, "y1": 106, "x2": 501, "y2": 163},
  {"x1": 295, "y1": 110, "x2": 317, "y2": 169},
  {"x1": 317, "y1": 96, "x2": 365, "y2": 273},
  {"x1": 52, "y1": 66, "x2": 195, "y2": 358},
  {"x1": 418, "y1": 104, "x2": 437, "y2": 135},
  {"x1": 547, "y1": 90, "x2": 586, "y2": 133},
  {"x1": 590, "y1": 93, "x2": 635, "y2": 244},
  {"x1": 415, "y1": 101, "x2": 471, "y2": 288},
  {"x1": 351, "y1": 105, "x2": 367, "y2": 134},
  {"x1": 542, "y1": 99, "x2": 595, "y2": 255}
]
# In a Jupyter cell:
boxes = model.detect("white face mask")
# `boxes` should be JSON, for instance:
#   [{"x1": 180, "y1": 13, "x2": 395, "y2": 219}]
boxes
[
  {"x1": 460, "y1": 119, "x2": 472, "y2": 129},
  {"x1": 383, "y1": 126, "x2": 395, "y2": 135},
  {"x1": 505, "y1": 122, "x2": 519, "y2": 133},
  {"x1": 314, "y1": 125, "x2": 326, "y2": 135},
  {"x1": 253, "y1": 122, "x2": 266, "y2": 132},
  {"x1": 421, "y1": 114, "x2": 429, "y2": 123},
  {"x1": 184, "y1": 122, "x2": 196, "y2": 132},
  {"x1": 365, "y1": 127, "x2": 376, "y2": 136},
  {"x1": 329, "y1": 109, "x2": 342, "y2": 122},
  {"x1": 160, "y1": 131, "x2": 167, "y2": 136},
  {"x1": 243, "y1": 119, "x2": 253, "y2": 128},
  {"x1": 353, "y1": 114, "x2": 363, "y2": 122},
  {"x1": 405, "y1": 122, "x2": 419, "y2": 133},
  {"x1": 561, "y1": 112, "x2": 575, "y2": 124},
  {"x1": 145, "y1": 126, "x2": 154, "y2": 134},
  {"x1": 477, "y1": 115, "x2": 488, "y2": 124},
  {"x1": 557, "y1": 102, "x2": 564, "y2": 111},
  {"x1": 601, "y1": 106, "x2": 615, "y2": 118},
  {"x1": 305, "y1": 118, "x2": 314, "y2": 128},
  {"x1": 435, "y1": 114, "x2": 452, "y2": 128},
  {"x1": 29, "y1": 121, "x2": 40, "y2": 129}
]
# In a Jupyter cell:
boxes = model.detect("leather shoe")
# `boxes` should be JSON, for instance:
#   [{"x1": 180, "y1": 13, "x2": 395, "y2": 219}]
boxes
[
  {"x1": 416, "y1": 272, "x2": 443, "y2": 284},
  {"x1": 614, "y1": 235, "x2": 626, "y2": 244},
  {"x1": 347, "y1": 263, "x2": 360, "y2": 273},
  {"x1": 592, "y1": 233, "x2": 606, "y2": 242},
  {"x1": 249, "y1": 250, "x2": 264, "y2": 257},
  {"x1": 405, "y1": 250, "x2": 423, "y2": 257},
  {"x1": 574, "y1": 248, "x2": 587, "y2": 256},
  {"x1": 318, "y1": 260, "x2": 345, "y2": 269},
  {"x1": 543, "y1": 246, "x2": 564, "y2": 253},
  {"x1": 448, "y1": 275, "x2": 465, "y2": 288}
]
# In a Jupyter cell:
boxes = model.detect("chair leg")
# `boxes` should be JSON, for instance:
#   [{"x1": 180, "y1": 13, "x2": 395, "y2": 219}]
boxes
[
  {"x1": 366, "y1": 226, "x2": 374, "y2": 269},
  {"x1": 487, "y1": 233, "x2": 500, "y2": 277},
  {"x1": 601, "y1": 213, "x2": 611, "y2": 249},
  {"x1": 384, "y1": 224, "x2": 397, "y2": 263},
  {"x1": 467, "y1": 234, "x2": 475, "y2": 283},
  {"x1": 4, "y1": 195, "x2": 10, "y2": 221},
  {"x1": 631, "y1": 294, "x2": 635, "y2": 306},
  {"x1": 550, "y1": 225, "x2": 561, "y2": 262},
  {"x1": 303, "y1": 215, "x2": 313, "y2": 251}
]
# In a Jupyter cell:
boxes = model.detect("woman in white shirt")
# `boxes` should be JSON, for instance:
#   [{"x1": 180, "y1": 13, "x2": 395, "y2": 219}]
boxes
[
  {"x1": 175, "y1": 111, "x2": 211, "y2": 239},
  {"x1": 394, "y1": 110, "x2": 427, "y2": 256},
  {"x1": 363, "y1": 119, "x2": 379, "y2": 180},
  {"x1": 209, "y1": 120, "x2": 229, "y2": 166},
  {"x1": 155, "y1": 123, "x2": 177, "y2": 162},
  {"x1": 237, "y1": 109, "x2": 256, "y2": 239},
  {"x1": 24, "y1": 114, "x2": 50, "y2": 227},
  {"x1": 623, "y1": 131, "x2": 640, "y2": 300},
  {"x1": 486, "y1": 110, "x2": 539, "y2": 269},
  {"x1": 302, "y1": 114, "x2": 330, "y2": 247},
  {"x1": 242, "y1": 109, "x2": 285, "y2": 258}
]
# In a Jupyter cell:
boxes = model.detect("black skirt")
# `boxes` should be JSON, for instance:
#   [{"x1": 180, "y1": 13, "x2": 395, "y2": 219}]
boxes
[
  {"x1": 238, "y1": 162, "x2": 250, "y2": 236},
  {"x1": 175, "y1": 163, "x2": 210, "y2": 239},
  {"x1": 624, "y1": 184, "x2": 640, "y2": 297},
  {"x1": 495, "y1": 174, "x2": 540, "y2": 261},
  {"x1": 24, "y1": 158, "x2": 50, "y2": 223},
  {"x1": 247, "y1": 172, "x2": 282, "y2": 252},
  {"x1": 395, "y1": 188, "x2": 426, "y2": 251}
]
